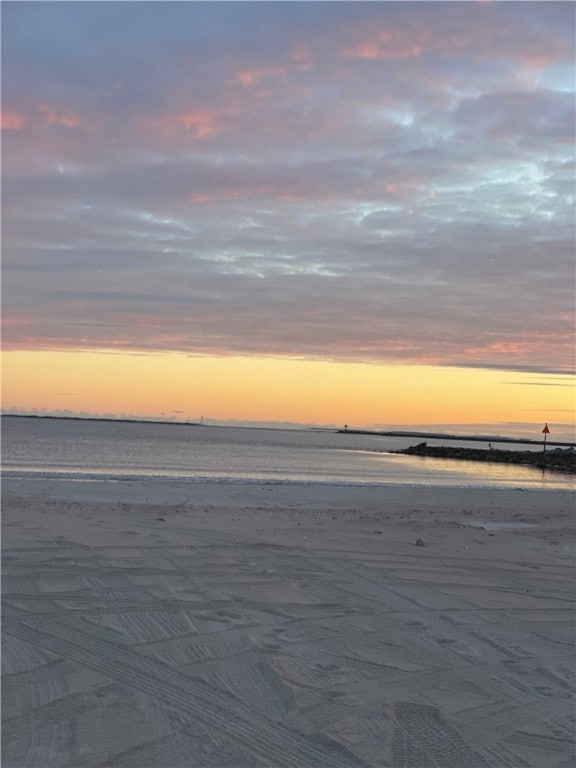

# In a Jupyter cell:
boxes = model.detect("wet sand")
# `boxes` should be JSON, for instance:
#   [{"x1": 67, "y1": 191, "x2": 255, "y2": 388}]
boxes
[{"x1": 2, "y1": 478, "x2": 575, "y2": 767}]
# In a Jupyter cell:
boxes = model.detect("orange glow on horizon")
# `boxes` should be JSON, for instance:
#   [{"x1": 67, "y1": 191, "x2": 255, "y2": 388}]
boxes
[{"x1": 2, "y1": 350, "x2": 574, "y2": 432}]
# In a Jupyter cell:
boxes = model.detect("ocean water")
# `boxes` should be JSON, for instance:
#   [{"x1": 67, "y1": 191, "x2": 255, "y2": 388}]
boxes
[{"x1": 2, "y1": 416, "x2": 573, "y2": 491}]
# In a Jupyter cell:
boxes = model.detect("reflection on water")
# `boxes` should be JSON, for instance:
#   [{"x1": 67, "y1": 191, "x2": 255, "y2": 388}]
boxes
[
  {"x1": 467, "y1": 521, "x2": 538, "y2": 530},
  {"x1": 376, "y1": 452, "x2": 573, "y2": 490}
]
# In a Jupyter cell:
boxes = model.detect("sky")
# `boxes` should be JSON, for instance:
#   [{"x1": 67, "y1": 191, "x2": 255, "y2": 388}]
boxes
[{"x1": 2, "y1": 1, "x2": 575, "y2": 435}]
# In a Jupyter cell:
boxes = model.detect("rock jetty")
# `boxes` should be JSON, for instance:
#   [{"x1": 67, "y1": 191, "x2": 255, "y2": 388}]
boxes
[{"x1": 393, "y1": 443, "x2": 576, "y2": 474}]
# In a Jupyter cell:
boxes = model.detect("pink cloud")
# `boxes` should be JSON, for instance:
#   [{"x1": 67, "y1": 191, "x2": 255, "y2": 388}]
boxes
[
  {"x1": 0, "y1": 314, "x2": 38, "y2": 350},
  {"x1": 146, "y1": 108, "x2": 237, "y2": 139},
  {"x1": 230, "y1": 70, "x2": 259, "y2": 88},
  {"x1": 1, "y1": 110, "x2": 26, "y2": 130},
  {"x1": 290, "y1": 43, "x2": 314, "y2": 70},
  {"x1": 458, "y1": 335, "x2": 573, "y2": 367},
  {"x1": 229, "y1": 66, "x2": 286, "y2": 89},
  {"x1": 343, "y1": 28, "x2": 425, "y2": 62},
  {"x1": 40, "y1": 104, "x2": 81, "y2": 128},
  {"x1": 188, "y1": 193, "x2": 211, "y2": 204},
  {"x1": 175, "y1": 111, "x2": 220, "y2": 138},
  {"x1": 340, "y1": 9, "x2": 572, "y2": 69}
]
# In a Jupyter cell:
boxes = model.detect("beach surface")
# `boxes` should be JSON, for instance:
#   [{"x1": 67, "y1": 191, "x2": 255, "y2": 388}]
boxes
[{"x1": 2, "y1": 477, "x2": 575, "y2": 767}]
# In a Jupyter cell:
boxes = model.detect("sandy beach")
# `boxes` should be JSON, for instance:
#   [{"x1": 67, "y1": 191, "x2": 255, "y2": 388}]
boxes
[{"x1": 2, "y1": 477, "x2": 574, "y2": 767}]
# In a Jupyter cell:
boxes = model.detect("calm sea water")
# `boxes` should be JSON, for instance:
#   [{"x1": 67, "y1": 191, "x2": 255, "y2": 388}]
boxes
[{"x1": 2, "y1": 416, "x2": 573, "y2": 491}]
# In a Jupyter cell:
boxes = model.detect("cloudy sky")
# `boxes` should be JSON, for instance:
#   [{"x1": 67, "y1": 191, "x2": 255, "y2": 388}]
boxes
[{"x1": 2, "y1": 2, "x2": 575, "y2": 428}]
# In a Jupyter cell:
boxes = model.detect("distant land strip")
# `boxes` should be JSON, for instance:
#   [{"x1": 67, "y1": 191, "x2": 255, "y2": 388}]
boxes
[
  {"x1": 1, "y1": 414, "x2": 203, "y2": 427},
  {"x1": 338, "y1": 429, "x2": 576, "y2": 448},
  {"x1": 1, "y1": 414, "x2": 306, "y2": 433}
]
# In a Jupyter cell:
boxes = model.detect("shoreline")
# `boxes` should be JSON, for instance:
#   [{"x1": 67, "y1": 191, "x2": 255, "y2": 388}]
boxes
[
  {"x1": 3, "y1": 475, "x2": 574, "y2": 508},
  {"x1": 3, "y1": 477, "x2": 574, "y2": 767}
]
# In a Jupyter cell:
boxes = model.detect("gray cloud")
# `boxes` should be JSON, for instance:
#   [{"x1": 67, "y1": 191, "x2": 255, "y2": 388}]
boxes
[{"x1": 2, "y1": 2, "x2": 575, "y2": 374}]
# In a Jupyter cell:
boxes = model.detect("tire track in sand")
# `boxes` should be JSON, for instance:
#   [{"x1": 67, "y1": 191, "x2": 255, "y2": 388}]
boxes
[
  {"x1": 391, "y1": 701, "x2": 490, "y2": 768},
  {"x1": 6, "y1": 613, "x2": 364, "y2": 768}
]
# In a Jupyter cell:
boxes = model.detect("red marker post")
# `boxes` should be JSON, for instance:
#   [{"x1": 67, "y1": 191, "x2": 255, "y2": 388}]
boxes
[{"x1": 542, "y1": 423, "x2": 550, "y2": 452}]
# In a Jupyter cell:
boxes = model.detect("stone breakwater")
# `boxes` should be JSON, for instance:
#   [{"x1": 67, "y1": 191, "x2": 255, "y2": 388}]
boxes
[{"x1": 393, "y1": 443, "x2": 576, "y2": 474}]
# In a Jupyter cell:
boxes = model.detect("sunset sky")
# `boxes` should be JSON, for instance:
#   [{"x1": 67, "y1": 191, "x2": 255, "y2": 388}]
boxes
[{"x1": 2, "y1": 2, "x2": 575, "y2": 436}]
